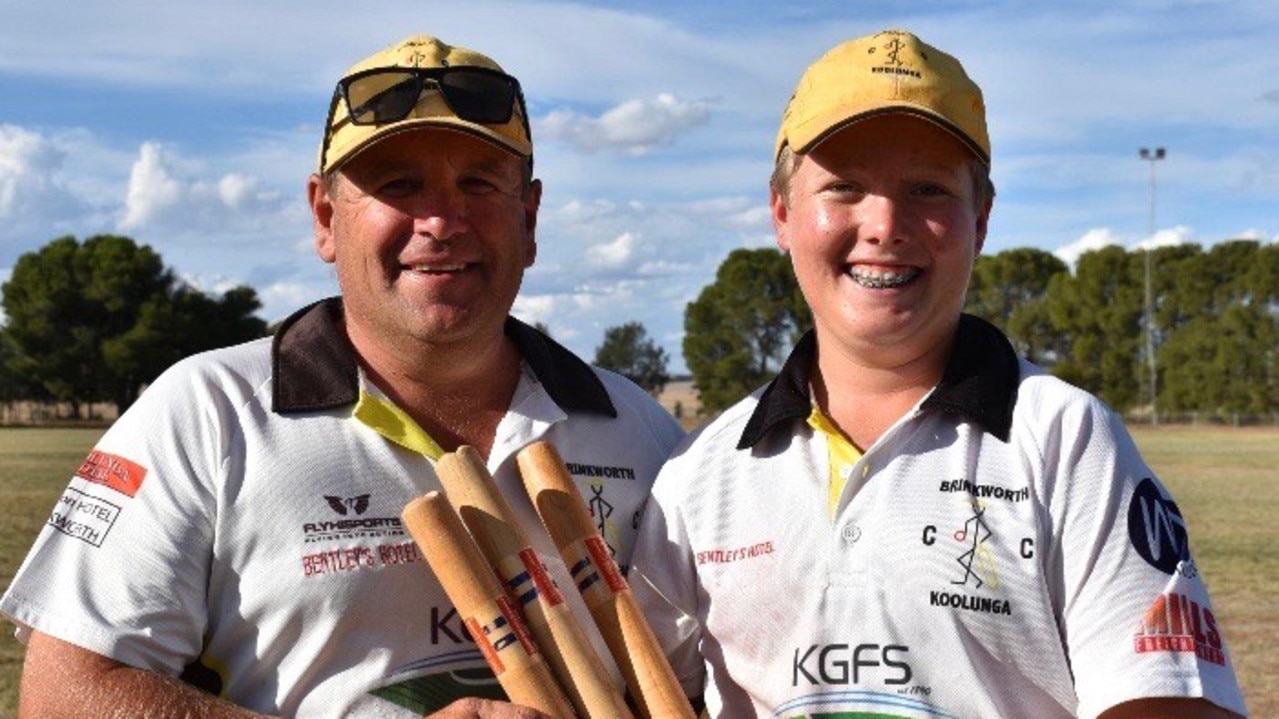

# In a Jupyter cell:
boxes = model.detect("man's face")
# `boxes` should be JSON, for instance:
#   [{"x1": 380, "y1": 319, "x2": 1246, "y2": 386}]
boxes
[
  {"x1": 309, "y1": 128, "x2": 539, "y2": 355},
  {"x1": 771, "y1": 114, "x2": 990, "y2": 367}
]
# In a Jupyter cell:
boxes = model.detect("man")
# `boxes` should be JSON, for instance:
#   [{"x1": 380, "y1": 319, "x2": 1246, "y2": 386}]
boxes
[
  {"x1": 631, "y1": 29, "x2": 1247, "y2": 719},
  {"x1": 2, "y1": 35, "x2": 683, "y2": 718}
]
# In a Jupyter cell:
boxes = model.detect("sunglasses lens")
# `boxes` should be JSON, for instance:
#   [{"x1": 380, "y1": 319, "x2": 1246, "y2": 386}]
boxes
[
  {"x1": 343, "y1": 71, "x2": 421, "y2": 125},
  {"x1": 437, "y1": 70, "x2": 517, "y2": 124},
  {"x1": 340, "y1": 68, "x2": 519, "y2": 127}
]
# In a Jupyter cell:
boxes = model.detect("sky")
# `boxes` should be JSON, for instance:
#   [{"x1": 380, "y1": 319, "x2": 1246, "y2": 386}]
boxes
[{"x1": 1, "y1": 0, "x2": 1277, "y2": 374}]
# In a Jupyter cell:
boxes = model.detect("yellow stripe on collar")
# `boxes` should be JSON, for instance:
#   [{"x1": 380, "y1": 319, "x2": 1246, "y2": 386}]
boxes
[
  {"x1": 353, "y1": 388, "x2": 445, "y2": 461},
  {"x1": 807, "y1": 405, "x2": 862, "y2": 518}
]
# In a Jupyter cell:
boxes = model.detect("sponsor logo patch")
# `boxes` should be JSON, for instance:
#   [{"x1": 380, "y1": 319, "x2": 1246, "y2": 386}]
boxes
[
  {"x1": 1127, "y1": 478, "x2": 1190, "y2": 574},
  {"x1": 301, "y1": 540, "x2": 422, "y2": 577},
  {"x1": 303, "y1": 494, "x2": 405, "y2": 543},
  {"x1": 792, "y1": 643, "x2": 913, "y2": 687},
  {"x1": 48, "y1": 487, "x2": 121, "y2": 547},
  {"x1": 937, "y1": 478, "x2": 1029, "y2": 503},
  {"x1": 76, "y1": 450, "x2": 147, "y2": 498},
  {"x1": 1134, "y1": 592, "x2": 1225, "y2": 666},
  {"x1": 564, "y1": 462, "x2": 637, "y2": 481},
  {"x1": 696, "y1": 540, "x2": 776, "y2": 565},
  {"x1": 325, "y1": 494, "x2": 370, "y2": 516},
  {"x1": 921, "y1": 498, "x2": 1034, "y2": 618}
]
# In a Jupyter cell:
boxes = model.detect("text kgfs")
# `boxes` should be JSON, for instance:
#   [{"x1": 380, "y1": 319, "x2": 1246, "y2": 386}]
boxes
[{"x1": 792, "y1": 644, "x2": 912, "y2": 687}]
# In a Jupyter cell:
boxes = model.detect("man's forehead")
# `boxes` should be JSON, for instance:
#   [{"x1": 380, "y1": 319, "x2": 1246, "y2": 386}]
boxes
[{"x1": 342, "y1": 127, "x2": 524, "y2": 174}]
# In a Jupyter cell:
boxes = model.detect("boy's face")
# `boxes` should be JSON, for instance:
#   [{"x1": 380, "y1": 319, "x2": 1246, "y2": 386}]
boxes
[{"x1": 772, "y1": 114, "x2": 991, "y2": 368}]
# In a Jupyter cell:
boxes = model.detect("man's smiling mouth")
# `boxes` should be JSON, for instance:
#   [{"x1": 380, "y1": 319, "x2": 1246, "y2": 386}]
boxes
[{"x1": 408, "y1": 263, "x2": 467, "y2": 274}]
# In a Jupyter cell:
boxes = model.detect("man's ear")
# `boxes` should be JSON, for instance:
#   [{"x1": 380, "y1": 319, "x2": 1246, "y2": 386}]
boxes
[
  {"x1": 522, "y1": 178, "x2": 542, "y2": 268},
  {"x1": 771, "y1": 186, "x2": 792, "y2": 253},
  {"x1": 308, "y1": 174, "x2": 338, "y2": 264}
]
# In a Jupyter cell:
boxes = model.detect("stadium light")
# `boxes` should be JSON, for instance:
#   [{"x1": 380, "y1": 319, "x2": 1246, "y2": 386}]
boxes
[{"x1": 1139, "y1": 147, "x2": 1165, "y2": 425}]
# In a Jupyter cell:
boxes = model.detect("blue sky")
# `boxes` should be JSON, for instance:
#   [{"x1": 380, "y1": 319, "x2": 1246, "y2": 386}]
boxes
[{"x1": 2, "y1": 0, "x2": 1277, "y2": 373}]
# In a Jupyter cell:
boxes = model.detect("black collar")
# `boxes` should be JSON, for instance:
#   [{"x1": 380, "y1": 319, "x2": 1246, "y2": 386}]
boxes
[
  {"x1": 737, "y1": 314, "x2": 1019, "y2": 449},
  {"x1": 271, "y1": 297, "x2": 616, "y2": 418}
]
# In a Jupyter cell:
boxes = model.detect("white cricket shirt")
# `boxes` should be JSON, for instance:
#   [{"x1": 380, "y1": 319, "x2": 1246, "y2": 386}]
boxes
[
  {"x1": 632, "y1": 315, "x2": 1247, "y2": 719},
  {"x1": 2, "y1": 297, "x2": 684, "y2": 718}
]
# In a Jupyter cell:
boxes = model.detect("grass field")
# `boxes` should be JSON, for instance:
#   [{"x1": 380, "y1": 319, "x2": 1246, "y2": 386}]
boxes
[{"x1": 0, "y1": 425, "x2": 1275, "y2": 717}]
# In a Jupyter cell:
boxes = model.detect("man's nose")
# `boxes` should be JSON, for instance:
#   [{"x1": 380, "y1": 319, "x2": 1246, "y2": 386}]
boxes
[{"x1": 412, "y1": 187, "x2": 468, "y2": 240}]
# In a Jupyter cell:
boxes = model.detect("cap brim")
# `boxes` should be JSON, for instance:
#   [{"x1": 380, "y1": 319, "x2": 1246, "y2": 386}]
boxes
[
  {"x1": 326, "y1": 117, "x2": 532, "y2": 174},
  {"x1": 789, "y1": 105, "x2": 989, "y2": 166}
]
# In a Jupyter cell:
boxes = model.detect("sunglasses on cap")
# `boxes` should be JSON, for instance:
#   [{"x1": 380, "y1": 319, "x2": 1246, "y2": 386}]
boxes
[{"x1": 319, "y1": 65, "x2": 530, "y2": 171}]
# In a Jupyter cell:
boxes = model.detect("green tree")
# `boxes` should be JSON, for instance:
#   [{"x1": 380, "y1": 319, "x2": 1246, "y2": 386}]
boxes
[
  {"x1": 1160, "y1": 306, "x2": 1277, "y2": 415},
  {"x1": 2, "y1": 235, "x2": 268, "y2": 412},
  {"x1": 965, "y1": 248, "x2": 1069, "y2": 364},
  {"x1": 1156, "y1": 241, "x2": 1279, "y2": 415},
  {"x1": 683, "y1": 248, "x2": 810, "y2": 414},
  {"x1": 593, "y1": 321, "x2": 670, "y2": 395},
  {"x1": 2, "y1": 235, "x2": 171, "y2": 415},
  {"x1": 102, "y1": 286, "x2": 269, "y2": 405},
  {"x1": 1046, "y1": 245, "x2": 1144, "y2": 410}
]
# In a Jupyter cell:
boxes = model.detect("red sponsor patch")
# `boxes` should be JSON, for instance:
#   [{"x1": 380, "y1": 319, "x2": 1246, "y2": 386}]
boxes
[
  {"x1": 1134, "y1": 592, "x2": 1226, "y2": 666},
  {"x1": 76, "y1": 450, "x2": 147, "y2": 498}
]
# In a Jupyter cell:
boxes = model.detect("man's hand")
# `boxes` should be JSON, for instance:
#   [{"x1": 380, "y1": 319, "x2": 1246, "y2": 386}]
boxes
[{"x1": 427, "y1": 698, "x2": 556, "y2": 718}]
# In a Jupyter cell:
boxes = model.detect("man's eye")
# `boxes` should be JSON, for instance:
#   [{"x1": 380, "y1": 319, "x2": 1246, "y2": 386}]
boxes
[
  {"x1": 379, "y1": 178, "x2": 421, "y2": 196},
  {"x1": 460, "y1": 177, "x2": 499, "y2": 194}
]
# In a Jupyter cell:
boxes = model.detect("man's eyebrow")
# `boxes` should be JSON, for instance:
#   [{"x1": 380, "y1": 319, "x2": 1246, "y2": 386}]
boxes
[{"x1": 466, "y1": 156, "x2": 520, "y2": 177}]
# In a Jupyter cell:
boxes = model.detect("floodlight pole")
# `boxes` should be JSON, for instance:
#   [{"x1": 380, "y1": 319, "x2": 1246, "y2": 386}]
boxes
[{"x1": 1139, "y1": 147, "x2": 1165, "y2": 426}]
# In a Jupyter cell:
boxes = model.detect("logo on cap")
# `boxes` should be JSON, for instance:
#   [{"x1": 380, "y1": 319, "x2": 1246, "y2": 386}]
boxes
[{"x1": 870, "y1": 34, "x2": 924, "y2": 80}]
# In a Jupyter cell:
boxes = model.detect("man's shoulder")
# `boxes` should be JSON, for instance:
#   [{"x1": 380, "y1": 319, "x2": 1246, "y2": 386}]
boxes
[
  {"x1": 579, "y1": 366, "x2": 685, "y2": 446},
  {"x1": 145, "y1": 337, "x2": 275, "y2": 401}
]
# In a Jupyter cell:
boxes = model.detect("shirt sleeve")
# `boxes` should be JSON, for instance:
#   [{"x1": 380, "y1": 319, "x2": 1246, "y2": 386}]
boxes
[
  {"x1": 1042, "y1": 398, "x2": 1248, "y2": 718},
  {"x1": 630, "y1": 458, "x2": 707, "y2": 700},
  {"x1": 1, "y1": 358, "x2": 231, "y2": 675}
]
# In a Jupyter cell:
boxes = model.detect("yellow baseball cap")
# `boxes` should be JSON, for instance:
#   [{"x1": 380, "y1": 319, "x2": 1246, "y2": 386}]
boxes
[
  {"x1": 775, "y1": 29, "x2": 989, "y2": 165},
  {"x1": 319, "y1": 34, "x2": 532, "y2": 174}
]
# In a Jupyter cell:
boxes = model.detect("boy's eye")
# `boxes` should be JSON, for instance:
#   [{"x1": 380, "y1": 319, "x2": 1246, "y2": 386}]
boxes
[
  {"x1": 826, "y1": 181, "x2": 862, "y2": 195},
  {"x1": 914, "y1": 183, "x2": 952, "y2": 198}
]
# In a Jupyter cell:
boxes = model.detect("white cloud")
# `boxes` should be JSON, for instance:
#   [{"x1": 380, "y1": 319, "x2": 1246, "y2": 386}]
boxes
[
  {"x1": 1053, "y1": 228, "x2": 1123, "y2": 268},
  {"x1": 587, "y1": 231, "x2": 639, "y2": 269},
  {"x1": 0, "y1": 125, "x2": 89, "y2": 245},
  {"x1": 116, "y1": 141, "x2": 297, "y2": 240},
  {"x1": 1135, "y1": 226, "x2": 1195, "y2": 252},
  {"x1": 539, "y1": 94, "x2": 710, "y2": 155},
  {"x1": 1053, "y1": 225, "x2": 1199, "y2": 270},
  {"x1": 119, "y1": 142, "x2": 184, "y2": 231}
]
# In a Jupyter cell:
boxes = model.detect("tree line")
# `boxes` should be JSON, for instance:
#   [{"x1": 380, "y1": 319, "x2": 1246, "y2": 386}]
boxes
[
  {"x1": 3, "y1": 235, "x2": 1277, "y2": 423},
  {"x1": 686, "y1": 241, "x2": 1279, "y2": 420},
  {"x1": 1, "y1": 235, "x2": 268, "y2": 417}
]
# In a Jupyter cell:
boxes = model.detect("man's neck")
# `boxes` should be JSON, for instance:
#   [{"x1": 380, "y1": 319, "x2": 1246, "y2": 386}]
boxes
[{"x1": 350, "y1": 326, "x2": 524, "y2": 460}]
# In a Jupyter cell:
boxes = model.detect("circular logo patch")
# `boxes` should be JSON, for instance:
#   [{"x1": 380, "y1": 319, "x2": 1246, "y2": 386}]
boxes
[{"x1": 1126, "y1": 477, "x2": 1189, "y2": 574}]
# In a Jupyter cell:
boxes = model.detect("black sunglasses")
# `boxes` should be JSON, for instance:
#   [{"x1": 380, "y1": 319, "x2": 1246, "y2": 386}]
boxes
[{"x1": 319, "y1": 65, "x2": 530, "y2": 171}]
